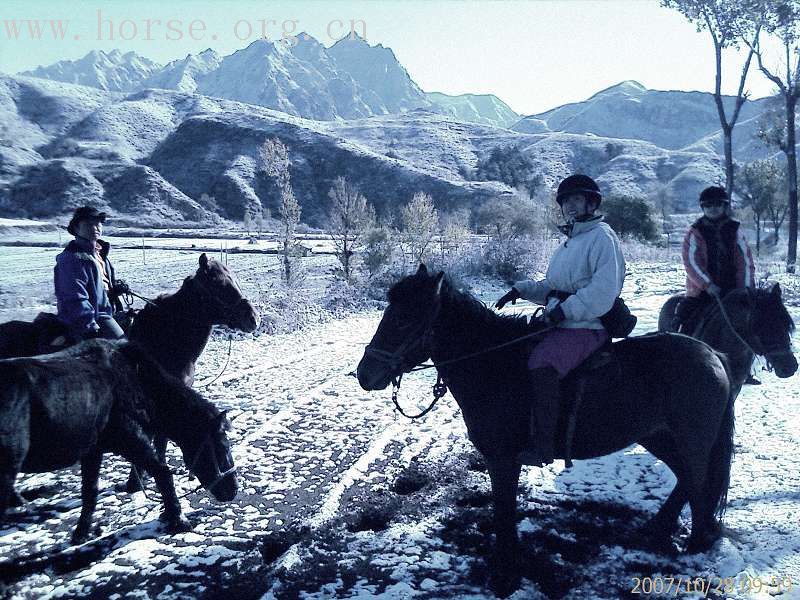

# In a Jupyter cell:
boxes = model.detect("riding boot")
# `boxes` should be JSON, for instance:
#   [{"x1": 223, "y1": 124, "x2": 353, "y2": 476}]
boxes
[{"x1": 518, "y1": 366, "x2": 560, "y2": 466}]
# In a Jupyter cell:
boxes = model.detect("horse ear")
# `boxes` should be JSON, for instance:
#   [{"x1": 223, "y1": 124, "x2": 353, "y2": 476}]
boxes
[
  {"x1": 772, "y1": 282, "x2": 782, "y2": 298},
  {"x1": 416, "y1": 263, "x2": 428, "y2": 277},
  {"x1": 199, "y1": 253, "x2": 209, "y2": 270}
]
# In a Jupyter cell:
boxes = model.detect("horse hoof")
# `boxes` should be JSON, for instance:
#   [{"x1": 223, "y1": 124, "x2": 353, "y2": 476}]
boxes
[
  {"x1": 489, "y1": 568, "x2": 522, "y2": 598},
  {"x1": 686, "y1": 530, "x2": 720, "y2": 554},
  {"x1": 71, "y1": 529, "x2": 89, "y2": 545},
  {"x1": 9, "y1": 490, "x2": 26, "y2": 508},
  {"x1": 164, "y1": 514, "x2": 193, "y2": 534},
  {"x1": 488, "y1": 552, "x2": 522, "y2": 598}
]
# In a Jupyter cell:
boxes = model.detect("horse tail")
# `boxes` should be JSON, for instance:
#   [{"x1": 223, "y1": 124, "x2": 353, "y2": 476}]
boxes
[{"x1": 708, "y1": 350, "x2": 736, "y2": 521}]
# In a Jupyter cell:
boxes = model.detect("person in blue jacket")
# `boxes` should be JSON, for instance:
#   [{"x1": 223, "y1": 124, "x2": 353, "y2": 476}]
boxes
[{"x1": 54, "y1": 206, "x2": 127, "y2": 341}]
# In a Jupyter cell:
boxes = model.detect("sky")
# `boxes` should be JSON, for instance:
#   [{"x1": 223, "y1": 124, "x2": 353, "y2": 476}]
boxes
[{"x1": 0, "y1": 0, "x2": 781, "y2": 115}]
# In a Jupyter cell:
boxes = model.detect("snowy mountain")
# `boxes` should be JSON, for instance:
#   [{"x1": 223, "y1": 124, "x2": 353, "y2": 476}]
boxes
[
  {"x1": 0, "y1": 71, "x2": 780, "y2": 226},
  {"x1": 140, "y1": 49, "x2": 222, "y2": 95},
  {"x1": 15, "y1": 36, "x2": 516, "y2": 128},
  {"x1": 327, "y1": 34, "x2": 431, "y2": 114},
  {"x1": 19, "y1": 49, "x2": 161, "y2": 93},
  {"x1": 196, "y1": 37, "x2": 380, "y2": 120},
  {"x1": 514, "y1": 80, "x2": 769, "y2": 151},
  {"x1": 426, "y1": 92, "x2": 519, "y2": 128}
]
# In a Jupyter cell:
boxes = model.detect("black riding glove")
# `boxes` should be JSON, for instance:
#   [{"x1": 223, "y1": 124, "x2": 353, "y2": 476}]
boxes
[
  {"x1": 495, "y1": 287, "x2": 521, "y2": 310},
  {"x1": 545, "y1": 304, "x2": 566, "y2": 324},
  {"x1": 112, "y1": 280, "x2": 131, "y2": 296}
]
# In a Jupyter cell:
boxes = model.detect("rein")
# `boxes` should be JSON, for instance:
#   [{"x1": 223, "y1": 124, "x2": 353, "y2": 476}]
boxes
[
  {"x1": 125, "y1": 282, "x2": 241, "y2": 387},
  {"x1": 367, "y1": 307, "x2": 555, "y2": 420},
  {"x1": 709, "y1": 292, "x2": 791, "y2": 372}
]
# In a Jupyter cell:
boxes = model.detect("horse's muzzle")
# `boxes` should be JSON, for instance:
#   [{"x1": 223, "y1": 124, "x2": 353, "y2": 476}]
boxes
[
  {"x1": 206, "y1": 467, "x2": 239, "y2": 502},
  {"x1": 770, "y1": 351, "x2": 798, "y2": 378},
  {"x1": 232, "y1": 300, "x2": 259, "y2": 332},
  {"x1": 356, "y1": 356, "x2": 392, "y2": 391}
]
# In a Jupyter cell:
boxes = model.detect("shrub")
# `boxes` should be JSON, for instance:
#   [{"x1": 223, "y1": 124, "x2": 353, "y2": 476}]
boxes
[{"x1": 601, "y1": 195, "x2": 659, "y2": 242}]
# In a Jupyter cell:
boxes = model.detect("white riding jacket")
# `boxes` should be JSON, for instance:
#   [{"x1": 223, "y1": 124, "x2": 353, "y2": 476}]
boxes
[{"x1": 514, "y1": 216, "x2": 625, "y2": 330}]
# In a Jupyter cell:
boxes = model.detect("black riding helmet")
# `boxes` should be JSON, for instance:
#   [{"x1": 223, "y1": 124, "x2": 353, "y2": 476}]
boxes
[
  {"x1": 67, "y1": 205, "x2": 107, "y2": 236},
  {"x1": 555, "y1": 174, "x2": 602, "y2": 208},
  {"x1": 698, "y1": 186, "x2": 730, "y2": 206}
]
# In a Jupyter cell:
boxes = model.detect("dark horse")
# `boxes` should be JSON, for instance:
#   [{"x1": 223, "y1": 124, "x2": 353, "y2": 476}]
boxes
[
  {"x1": 658, "y1": 286, "x2": 797, "y2": 396},
  {"x1": 0, "y1": 253, "x2": 259, "y2": 491},
  {"x1": 357, "y1": 265, "x2": 735, "y2": 596},
  {"x1": 0, "y1": 339, "x2": 238, "y2": 544}
]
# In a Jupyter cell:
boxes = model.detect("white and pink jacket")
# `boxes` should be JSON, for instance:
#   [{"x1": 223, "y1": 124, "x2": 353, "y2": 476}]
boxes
[{"x1": 682, "y1": 216, "x2": 755, "y2": 297}]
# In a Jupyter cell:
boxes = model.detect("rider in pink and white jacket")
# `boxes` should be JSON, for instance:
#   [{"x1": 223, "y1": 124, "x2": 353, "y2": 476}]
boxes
[{"x1": 676, "y1": 186, "x2": 755, "y2": 332}]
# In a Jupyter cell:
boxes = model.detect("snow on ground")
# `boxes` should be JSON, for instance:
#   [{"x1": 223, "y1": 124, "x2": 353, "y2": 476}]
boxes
[{"x1": 0, "y1": 236, "x2": 798, "y2": 599}]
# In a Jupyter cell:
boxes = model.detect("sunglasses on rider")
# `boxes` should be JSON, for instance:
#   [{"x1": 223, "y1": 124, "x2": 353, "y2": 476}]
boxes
[{"x1": 701, "y1": 200, "x2": 726, "y2": 208}]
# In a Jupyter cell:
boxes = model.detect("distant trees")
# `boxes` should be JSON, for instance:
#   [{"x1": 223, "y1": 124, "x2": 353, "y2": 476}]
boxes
[
  {"x1": 661, "y1": 0, "x2": 762, "y2": 197},
  {"x1": 476, "y1": 191, "x2": 546, "y2": 281},
  {"x1": 737, "y1": 159, "x2": 785, "y2": 253},
  {"x1": 475, "y1": 195, "x2": 540, "y2": 241},
  {"x1": 400, "y1": 192, "x2": 439, "y2": 266},
  {"x1": 260, "y1": 138, "x2": 302, "y2": 285},
  {"x1": 602, "y1": 195, "x2": 659, "y2": 242},
  {"x1": 327, "y1": 176, "x2": 375, "y2": 281},
  {"x1": 472, "y1": 145, "x2": 544, "y2": 198},
  {"x1": 745, "y1": 0, "x2": 800, "y2": 271}
]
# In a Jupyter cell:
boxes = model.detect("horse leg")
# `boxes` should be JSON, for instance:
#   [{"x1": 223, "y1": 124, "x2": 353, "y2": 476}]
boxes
[
  {"x1": 0, "y1": 471, "x2": 19, "y2": 519},
  {"x1": 485, "y1": 454, "x2": 522, "y2": 598},
  {"x1": 154, "y1": 434, "x2": 168, "y2": 464},
  {"x1": 111, "y1": 428, "x2": 192, "y2": 534},
  {"x1": 71, "y1": 449, "x2": 103, "y2": 545},
  {"x1": 123, "y1": 435, "x2": 165, "y2": 493},
  {"x1": 639, "y1": 433, "x2": 689, "y2": 538}
]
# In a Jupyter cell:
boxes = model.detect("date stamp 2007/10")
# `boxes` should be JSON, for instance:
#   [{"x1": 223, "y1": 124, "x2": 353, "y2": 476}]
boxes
[{"x1": 630, "y1": 574, "x2": 794, "y2": 596}]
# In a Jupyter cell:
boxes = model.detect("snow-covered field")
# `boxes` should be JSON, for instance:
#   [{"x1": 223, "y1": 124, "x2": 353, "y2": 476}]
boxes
[{"x1": 0, "y1": 233, "x2": 799, "y2": 600}]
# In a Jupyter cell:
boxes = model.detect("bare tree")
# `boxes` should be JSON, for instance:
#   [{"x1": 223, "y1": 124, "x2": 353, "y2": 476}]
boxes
[
  {"x1": 475, "y1": 194, "x2": 541, "y2": 242},
  {"x1": 650, "y1": 184, "x2": 674, "y2": 245},
  {"x1": 260, "y1": 138, "x2": 301, "y2": 284},
  {"x1": 327, "y1": 176, "x2": 375, "y2": 281},
  {"x1": 437, "y1": 208, "x2": 471, "y2": 268},
  {"x1": 744, "y1": 0, "x2": 800, "y2": 271},
  {"x1": 400, "y1": 192, "x2": 439, "y2": 267},
  {"x1": 661, "y1": 0, "x2": 762, "y2": 195},
  {"x1": 737, "y1": 159, "x2": 781, "y2": 252}
]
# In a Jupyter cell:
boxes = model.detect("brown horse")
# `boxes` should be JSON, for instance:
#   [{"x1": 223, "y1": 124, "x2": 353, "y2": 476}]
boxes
[
  {"x1": 357, "y1": 265, "x2": 735, "y2": 596},
  {"x1": 658, "y1": 285, "x2": 796, "y2": 396},
  {"x1": 0, "y1": 339, "x2": 238, "y2": 545},
  {"x1": 0, "y1": 253, "x2": 259, "y2": 492}
]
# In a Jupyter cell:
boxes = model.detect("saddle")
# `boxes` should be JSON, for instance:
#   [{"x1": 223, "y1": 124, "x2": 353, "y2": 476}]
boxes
[
  {"x1": 32, "y1": 312, "x2": 72, "y2": 353},
  {"x1": 558, "y1": 341, "x2": 622, "y2": 467},
  {"x1": 29, "y1": 310, "x2": 136, "y2": 355}
]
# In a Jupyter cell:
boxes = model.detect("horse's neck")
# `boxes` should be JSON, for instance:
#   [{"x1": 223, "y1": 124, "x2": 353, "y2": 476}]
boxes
[
  {"x1": 135, "y1": 286, "x2": 214, "y2": 378},
  {"x1": 433, "y1": 291, "x2": 525, "y2": 359},
  {"x1": 699, "y1": 306, "x2": 753, "y2": 385},
  {"x1": 150, "y1": 374, "x2": 205, "y2": 446}
]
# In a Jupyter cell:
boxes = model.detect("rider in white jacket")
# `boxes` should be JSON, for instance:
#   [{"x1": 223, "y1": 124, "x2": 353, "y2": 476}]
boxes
[{"x1": 495, "y1": 174, "x2": 625, "y2": 466}]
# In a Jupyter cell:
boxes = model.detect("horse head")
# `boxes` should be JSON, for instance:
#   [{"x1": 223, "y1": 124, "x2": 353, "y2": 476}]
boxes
[
  {"x1": 181, "y1": 409, "x2": 238, "y2": 502},
  {"x1": 357, "y1": 264, "x2": 444, "y2": 390},
  {"x1": 190, "y1": 253, "x2": 259, "y2": 332},
  {"x1": 748, "y1": 283, "x2": 797, "y2": 378}
]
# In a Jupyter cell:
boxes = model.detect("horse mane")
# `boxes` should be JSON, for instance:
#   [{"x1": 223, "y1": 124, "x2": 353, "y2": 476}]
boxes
[
  {"x1": 755, "y1": 284, "x2": 795, "y2": 332},
  {"x1": 117, "y1": 342, "x2": 219, "y2": 425},
  {"x1": 387, "y1": 272, "x2": 539, "y2": 345}
]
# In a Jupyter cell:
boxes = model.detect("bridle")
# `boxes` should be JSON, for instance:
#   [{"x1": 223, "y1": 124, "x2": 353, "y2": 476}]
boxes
[
  {"x1": 708, "y1": 290, "x2": 794, "y2": 372},
  {"x1": 189, "y1": 275, "x2": 251, "y2": 326},
  {"x1": 183, "y1": 413, "x2": 238, "y2": 496},
  {"x1": 363, "y1": 302, "x2": 555, "y2": 419}
]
